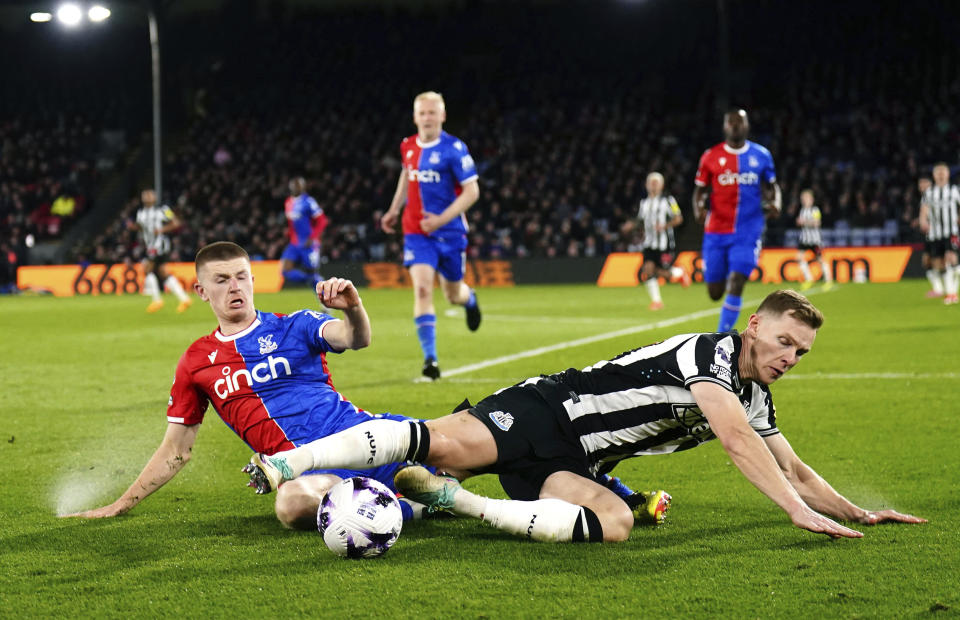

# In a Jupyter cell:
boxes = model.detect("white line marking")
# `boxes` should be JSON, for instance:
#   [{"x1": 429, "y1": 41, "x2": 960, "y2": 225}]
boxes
[
  {"x1": 435, "y1": 286, "x2": 836, "y2": 380},
  {"x1": 439, "y1": 372, "x2": 960, "y2": 385}
]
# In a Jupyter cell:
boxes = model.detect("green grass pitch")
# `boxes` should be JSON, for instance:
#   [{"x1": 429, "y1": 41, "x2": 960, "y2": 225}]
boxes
[{"x1": 2, "y1": 279, "x2": 957, "y2": 617}]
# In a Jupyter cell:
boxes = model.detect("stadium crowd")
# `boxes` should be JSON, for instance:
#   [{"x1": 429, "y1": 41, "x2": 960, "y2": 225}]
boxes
[{"x1": 3, "y1": 2, "x2": 958, "y2": 273}]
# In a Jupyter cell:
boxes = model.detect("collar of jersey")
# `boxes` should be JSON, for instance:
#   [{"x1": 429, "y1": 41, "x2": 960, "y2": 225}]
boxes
[
  {"x1": 215, "y1": 313, "x2": 262, "y2": 342},
  {"x1": 416, "y1": 136, "x2": 441, "y2": 148},
  {"x1": 723, "y1": 142, "x2": 749, "y2": 155}
]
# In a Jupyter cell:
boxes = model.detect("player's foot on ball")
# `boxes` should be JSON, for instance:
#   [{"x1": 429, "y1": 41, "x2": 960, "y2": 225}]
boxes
[
  {"x1": 242, "y1": 453, "x2": 292, "y2": 494},
  {"x1": 626, "y1": 490, "x2": 672, "y2": 525},
  {"x1": 422, "y1": 357, "x2": 441, "y2": 381},
  {"x1": 146, "y1": 300, "x2": 164, "y2": 313},
  {"x1": 176, "y1": 299, "x2": 192, "y2": 313},
  {"x1": 649, "y1": 301, "x2": 664, "y2": 311},
  {"x1": 394, "y1": 466, "x2": 459, "y2": 514},
  {"x1": 465, "y1": 300, "x2": 482, "y2": 331}
]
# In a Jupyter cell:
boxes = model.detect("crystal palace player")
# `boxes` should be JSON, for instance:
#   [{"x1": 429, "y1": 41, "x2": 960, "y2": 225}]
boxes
[
  {"x1": 247, "y1": 290, "x2": 925, "y2": 543},
  {"x1": 694, "y1": 109, "x2": 781, "y2": 332},
  {"x1": 281, "y1": 177, "x2": 328, "y2": 288},
  {"x1": 66, "y1": 241, "x2": 436, "y2": 529},
  {"x1": 381, "y1": 91, "x2": 482, "y2": 380}
]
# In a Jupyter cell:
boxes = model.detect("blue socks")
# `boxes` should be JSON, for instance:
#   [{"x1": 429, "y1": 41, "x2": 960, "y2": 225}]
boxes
[
  {"x1": 415, "y1": 314, "x2": 437, "y2": 360},
  {"x1": 602, "y1": 475, "x2": 636, "y2": 500},
  {"x1": 717, "y1": 294, "x2": 742, "y2": 332},
  {"x1": 465, "y1": 288, "x2": 478, "y2": 309}
]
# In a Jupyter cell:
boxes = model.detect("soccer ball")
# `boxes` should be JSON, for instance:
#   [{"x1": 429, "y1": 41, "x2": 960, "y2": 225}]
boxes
[{"x1": 317, "y1": 477, "x2": 403, "y2": 558}]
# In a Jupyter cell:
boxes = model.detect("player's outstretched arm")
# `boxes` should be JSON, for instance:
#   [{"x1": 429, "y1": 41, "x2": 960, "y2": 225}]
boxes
[
  {"x1": 763, "y1": 433, "x2": 927, "y2": 526},
  {"x1": 62, "y1": 423, "x2": 199, "y2": 519},
  {"x1": 316, "y1": 278, "x2": 371, "y2": 350},
  {"x1": 691, "y1": 382, "x2": 863, "y2": 538}
]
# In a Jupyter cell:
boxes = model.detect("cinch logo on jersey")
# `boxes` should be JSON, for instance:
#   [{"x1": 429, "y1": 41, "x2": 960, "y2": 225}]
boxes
[
  {"x1": 214, "y1": 355, "x2": 292, "y2": 399},
  {"x1": 718, "y1": 171, "x2": 759, "y2": 186},
  {"x1": 408, "y1": 169, "x2": 441, "y2": 183}
]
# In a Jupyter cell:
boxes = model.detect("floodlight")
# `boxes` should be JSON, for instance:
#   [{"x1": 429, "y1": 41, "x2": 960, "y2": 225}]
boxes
[
  {"x1": 88, "y1": 5, "x2": 110, "y2": 22},
  {"x1": 30, "y1": 12, "x2": 53, "y2": 22},
  {"x1": 56, "y1": 3, "x2": 82, "y2": 26}
]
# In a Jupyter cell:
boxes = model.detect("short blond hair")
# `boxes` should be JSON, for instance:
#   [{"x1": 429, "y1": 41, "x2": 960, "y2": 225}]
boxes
[
  {"x1": 646, "y1": 172, "x2": 664, "y2": 185},
  {"x1": 414, "y1": 91, "x2": 445, "y2": 111}
]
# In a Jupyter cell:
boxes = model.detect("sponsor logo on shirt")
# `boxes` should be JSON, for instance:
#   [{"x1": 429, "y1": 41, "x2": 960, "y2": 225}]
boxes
[
  {"x1": 710, "y1": 340, "x2": 734, "y2": 382},
  {"x1": 717, "y1": 171, "x2": 759, "y2": 186},
  {"x1": 213, "y1": 355, "x2": 291, "y2": 399},
  {"x1": 408, "y1": 169, "x2": 441, "y2": 183},
  {"x1": 488, "y1": 410, "x2": 514, "y2": 431}
]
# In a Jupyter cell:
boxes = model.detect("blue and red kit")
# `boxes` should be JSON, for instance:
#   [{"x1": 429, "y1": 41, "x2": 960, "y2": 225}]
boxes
[
  {"x1": 166, "y1": 310, "x2": 412, "y2": 488},
  {"x1": 281, "y1": 193, "x2": 328, "y2": 267},
  {"x1": 695, "y1": 141, "x2": 777, "y2": 282}
]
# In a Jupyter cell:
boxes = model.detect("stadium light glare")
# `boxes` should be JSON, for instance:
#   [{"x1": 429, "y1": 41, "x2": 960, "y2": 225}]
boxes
[
  {"x1": 56, "y1": 3, "x2": 82, "y2": 26},
  {"x1": 88, "y1": 5, "x2": 110, "y2": 22},
  {"x1": 30, "y1": 12, "x2": 53, "y2": 22}
]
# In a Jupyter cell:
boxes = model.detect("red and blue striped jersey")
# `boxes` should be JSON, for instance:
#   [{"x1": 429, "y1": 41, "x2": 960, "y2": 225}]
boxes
[
  {"x1": 166, "y1": 310, "x2": 370, "y2": 455},
  {"x1": 284, "y1": 193, "x2": 327, "y2": 246},
  {"x1": 695, "y1": 141, "x2": 776, "y2": 236},
  {"x1": 400, "y1": 130, "x2": 478, "y2": 237}
]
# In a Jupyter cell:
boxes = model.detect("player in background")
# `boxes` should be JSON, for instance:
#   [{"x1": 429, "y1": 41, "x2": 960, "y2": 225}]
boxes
[
  {"x1": 380, "y1": 91, "x2": 482, "y2": 381},
  {"x1": 65, "y1": 241, "x2": 440, "y2": 529},
  {"x1": 795, "y1": 189, "x2": 833, "y2": 291},
  {"x1": 247, "y1": 290, "x2": 926, "y2": 543},
  {"x1": 281, "y1": 177, "x2": 328, "y2": 288},
  {"x1": 623, "y1": 172, "x2": 691, "y2": 310},
  {"x1": 917, "y1": 177, "x2": 943, "y2": 298},
  {"x1": 919, "y1": 163, "x2": 960, "y2": 305},
  {"x1": 693, "y1": 109, "x2": 781, "y2": 332},
  {"x1": 130, "y1": 189, "x2": 192, "y2": 313}
]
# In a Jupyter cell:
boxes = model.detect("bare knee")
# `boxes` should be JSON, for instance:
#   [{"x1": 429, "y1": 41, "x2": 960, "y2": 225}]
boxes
[
  {"x1": 275, "y1": 477, "x2": 336, "y2": 530},
  {"x1": 598, "y1": 502, "x2": 635, "y2": 542},
  {"x1": 707, "y1": 282, "x2": 725, "y2": 301}
]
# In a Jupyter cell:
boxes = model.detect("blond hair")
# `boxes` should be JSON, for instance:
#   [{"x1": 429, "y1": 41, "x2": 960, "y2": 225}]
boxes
[{"x1": 414, "y1": 91, "x2": 446, "y2": 111}]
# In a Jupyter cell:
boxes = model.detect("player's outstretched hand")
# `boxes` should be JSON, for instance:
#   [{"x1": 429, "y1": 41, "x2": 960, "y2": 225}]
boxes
[
  {"x1": 791, "y1": 506, "x2": 863, "y2": 539},
  {"x1": 317, "y1": 277, "x2": 361, "y2": 311},
  {"x1": 61, "y1": 502, "x2": 127, "y2": 519},
  {"x1": 856, "y1": 509, "x2": 927, "y2": 525}
]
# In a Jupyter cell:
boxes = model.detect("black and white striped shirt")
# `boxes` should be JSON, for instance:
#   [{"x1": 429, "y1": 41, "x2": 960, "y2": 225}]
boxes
[
  {"x1": 922, "y1": 185, "x2": 960, "y2": 241},
  {"x1": 512, "y1": 332, "x2": 777, "y2": 477},
  {"x1": 797, "y1": 205, "x2": 822, "y2": 247},
  {"x1": 136, "y1": 204, "x2": 175, "y2": 257},
  {"x1": 637, "y1": 194, "x2": 681, "y2": 252}
]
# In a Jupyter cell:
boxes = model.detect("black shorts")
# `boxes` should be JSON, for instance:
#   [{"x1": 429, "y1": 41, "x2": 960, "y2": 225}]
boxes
[
  {"x1": 468, "y1": 381, "x2": 594, "y2": 501},
  {"x1": 642, "y1": 248, "x2": 675, "y2": 271},
  {"x1": 927, "y1": 238, "x2": 959, "y2": 258},
  {"x1": 797, "y1": 244, "x2": 822, "y2": 257}
]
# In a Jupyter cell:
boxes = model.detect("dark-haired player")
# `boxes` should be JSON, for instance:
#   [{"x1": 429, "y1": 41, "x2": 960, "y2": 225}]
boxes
[
  {"x1": 693, "y1": 109, "x2": 780, "y2": 332},
  {"x1": 281, "y1": 177, "x2": 328, "y2": 288},
  {"x1": 248, "y1": 291, "x2": 926, "y2": 543}
]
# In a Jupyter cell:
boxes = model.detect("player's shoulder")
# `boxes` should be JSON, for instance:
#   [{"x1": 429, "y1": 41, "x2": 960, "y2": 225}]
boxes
[
  {"x1": 440, "y1": 131, "x2": 469, "y2": 151},
  {"x1": 702, "y1": 143, "x2": 725, "y2": 158},
  {"x1": 748, "y1": 141, "x2": 774, "y2": 158},
  {"x1": 400, "y1": 134, "x2": 417, "y2": 148},
  {"x1": 179, "y1": 330, "x2": 220, "y2": 364}
]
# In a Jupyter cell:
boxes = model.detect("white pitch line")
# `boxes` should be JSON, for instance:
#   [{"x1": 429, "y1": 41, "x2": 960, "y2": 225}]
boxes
[
  {"x1": 440, "y1": 286, "x2": 838, "y2": 379},
  {"x1": 439, "y1": 372, "x2": 960, "y2": 384}
]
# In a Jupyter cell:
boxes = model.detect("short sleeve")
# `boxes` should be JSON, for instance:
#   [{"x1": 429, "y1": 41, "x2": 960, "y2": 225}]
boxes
[
  {"x1": 762, "y1": 150, "x2": 777, "y2": 184},
  {"x1": 161, "y1": 206, "x2": 175, "y2": 221},
  {"x1": 668, "y1": 196, "x2": 681, "y2": 216},
  {"x1": 694, "y1": 149, "x2": 712, "y2": 187},
  {"x1": 450, "y1": 140, "x2": 478, "y2": 185},
  {"x1": 746, "y1": 384, "x2": 779, "y2": 437},
  {"x1": 167, "y1": 352, "x2": 209, "y2": 425},
  {"x1": 307, "y1": 196, "x2": 323, "y2": 218},
  {"x1": 675, "y1": 333, "x2": 738, "y2": 392},
  {"x1": 293, "y1": 309, "x2": 342, "y2": 354}
]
